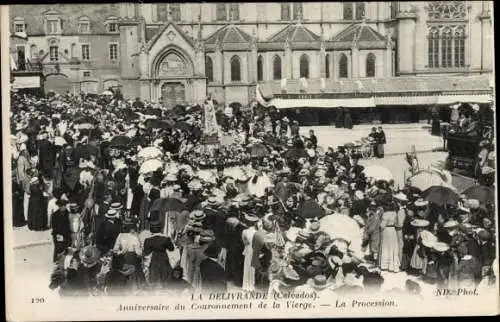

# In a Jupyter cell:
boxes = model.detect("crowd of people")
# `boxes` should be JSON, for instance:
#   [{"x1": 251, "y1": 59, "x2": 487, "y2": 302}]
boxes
[{"x1": 9, "y1": 89, "x2": 497, "y2": 297}]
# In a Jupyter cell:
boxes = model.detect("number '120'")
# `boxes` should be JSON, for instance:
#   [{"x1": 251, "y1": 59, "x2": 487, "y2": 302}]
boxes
[{"x1": 31, "y1": 298, "x2": 45, "y2": 304}]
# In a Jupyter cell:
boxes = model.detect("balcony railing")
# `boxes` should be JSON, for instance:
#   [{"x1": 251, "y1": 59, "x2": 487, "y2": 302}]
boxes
[{"x1": 11, "y1": 59, "x2": 43, "y2": 72}]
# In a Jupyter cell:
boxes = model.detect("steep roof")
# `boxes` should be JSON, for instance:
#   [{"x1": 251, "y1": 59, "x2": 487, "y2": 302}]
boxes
[
  {"x1": 145, "y1": 22, "x2": 196, "y2": 52},
  {"x1": 332, "y1": 23, "x2": 386, "y2": 43},
  {"x1": 204, "y1": 24, "x2": 252, "y2": 45},
  {"x1": 267, "y1": 24, "x2": 320, "y2": 43},
  {"x1": 9, "y1": 4, "x2": 120, "y2": 35},
  {"x1": 259, "y1": 75, "x2": 492, "y2": 96}
]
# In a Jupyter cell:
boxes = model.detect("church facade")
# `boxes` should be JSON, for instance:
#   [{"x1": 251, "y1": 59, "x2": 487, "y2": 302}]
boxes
[{"x1": 10, "y1": 2, "x2": 493, "y2": 112}]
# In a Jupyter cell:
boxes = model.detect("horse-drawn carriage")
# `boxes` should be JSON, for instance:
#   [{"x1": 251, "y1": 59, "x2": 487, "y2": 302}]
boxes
[{"x1": 444, "y1": 133, "x2": 483, "y2": 177}]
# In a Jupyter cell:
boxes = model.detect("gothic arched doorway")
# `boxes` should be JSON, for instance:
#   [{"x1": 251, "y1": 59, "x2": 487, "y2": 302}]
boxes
[{"x1": 161, "y1": 82, "x2": 185, "y2": 108}]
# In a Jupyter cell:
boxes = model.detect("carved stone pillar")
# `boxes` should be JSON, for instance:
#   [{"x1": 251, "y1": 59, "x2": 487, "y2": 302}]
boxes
[
  {"x1": 320, "y1": 40, "x2": 326, "y2": 78},
  {"x1": 284, "y1": 38, "x2": 292, "y2": 79},
  {"x1": 214, "y1": 38, "x2": 222, "y2": 83},
  {"x1": 351, "y1": 42, "x2": 359, "y2": 78},
  {"x1": 396, "y1": 10, "x2": 418, "y2": 74}
]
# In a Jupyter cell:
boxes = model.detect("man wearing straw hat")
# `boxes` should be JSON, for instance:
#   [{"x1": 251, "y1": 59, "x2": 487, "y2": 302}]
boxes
[{"x1": 95, "y1": 209, "x2": 121, "y2": 255}]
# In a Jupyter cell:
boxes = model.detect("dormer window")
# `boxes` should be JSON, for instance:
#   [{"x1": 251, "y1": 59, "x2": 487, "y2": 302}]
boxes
[
  {"x1": 44, "y1": 11, "x2": 62, "y2": 35},
  {"x1": 78, "y1": 17, "x2": 90, "y2": 34},
  {"x1": 105, "y1": 17, "x2": 119, "y2": 33},
  {"x1": 108, "y1": 23, "x2": 118, "y2": 32},
  {"x1": 13, "y1": 17, "x2": 26, "y2": 33}
]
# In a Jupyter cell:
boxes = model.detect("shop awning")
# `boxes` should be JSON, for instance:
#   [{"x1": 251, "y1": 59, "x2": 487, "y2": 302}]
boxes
[
  {"x1": 374, "y1": 95, "x2": 439, "y2": 105},
  {"x1": 437, "y1": 94, "x2": 492, "y2": 105},
  {"x1": 269, "y1": 97, "x2": 375, "y2": 109}
]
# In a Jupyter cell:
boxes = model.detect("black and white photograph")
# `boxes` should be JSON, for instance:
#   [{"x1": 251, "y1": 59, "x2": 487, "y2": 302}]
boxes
[{"x1": 2, "y1": 1, "x2": 498, "y2": 320}]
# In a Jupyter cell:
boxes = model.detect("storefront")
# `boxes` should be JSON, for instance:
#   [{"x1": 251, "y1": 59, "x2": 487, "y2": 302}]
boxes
[
  {"x1": 265, "y1": 90, "x2": 492, "y2": 125},
  {"x1": 11, "y1": 70, "x2": 44, "y2": 97}
]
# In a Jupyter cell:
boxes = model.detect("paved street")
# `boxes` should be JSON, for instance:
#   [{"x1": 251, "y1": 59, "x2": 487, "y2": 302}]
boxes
[{"x1": 301, "y1": 123, "x2": 444, "y2": 156}]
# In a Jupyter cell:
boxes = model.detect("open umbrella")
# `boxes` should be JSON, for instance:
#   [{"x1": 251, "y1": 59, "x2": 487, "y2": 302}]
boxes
[
  {"x1": 139, "y1": 159, "x2": 163, "y2": 174},
  {"x1": 297, "y1": 199, "x2": 326, "y2": 219},
  {"x1": 137, "y1": 146, "x2": 163, "y2": 160},
  {"x1": 319, "y1": 214, "x2": 364, "y2": 259},
  {"x1": 461, "y1": 185, "x2": 495, "y2": 205},
  {"x1": 176, "y1": 121, "x2": 192, "y2": 132},
  {"x1": 102, "y1": 90, "x2": 114, "y2": 96},
  {"x1": 172, "y1": 105, "x2": 187, "y2": 115},
  {"x1": 363, "y1": 165, "x2": 393, "y2": 182},
  {"x1": 143, "y1": 108, "x2": 162, "y2": 118},
  {"x1": 407, "y1": 170, "x2": 453, "y2": 191},
  {"x1": 163, "y1": 197, "x2": 189, "y2": 212},
  {"x1": 275, "y1": 182, "x2": 301, "y2": 201},
  {"x1": 421, "y1": 185, "x2": 460, "y2": 206},
  {"x1": 248, "y1": 143, "x2": 269, "y2": 158},
  {"x1": 145, "y1": 119, "x2": 171, "y2": 130},
  {"x1": 122, "y1": 109, "x2": 140, "y2": 122},
  {"x1": 75, "y1": 144, "x2": 99, "y2": 160},
  {"x1": 109, "y1": 135, "x2": 131, "y2": 149},
  {"x1": 74, "y1": 115, "x2": 95, "y2": 124},
  {"x1": 284, "y1": 147, "x2": 308, "y2": 160}
]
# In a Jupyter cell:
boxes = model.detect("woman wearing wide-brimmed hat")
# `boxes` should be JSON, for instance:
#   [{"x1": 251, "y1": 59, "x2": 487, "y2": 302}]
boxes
[
  {"x1": 431, "y1": 242, "x2": 453, "y2": 288},
  {"x1": 105, "y1": 253, "x2": 137, "y2": 296},
  {"x1": 143, "y1": 220, "x2": 175, "y2": 290},
  {"x1": 409, "y1": 219, "x2": 432, "y2": 276},
  {"x1": 27, "y1": 175, "x2": 49, "y2": 231},
  {"x1": 113, "y1": 218, "x2": 145, "y2": 286},
  {"x1": 79, "y1": 245, "x2": 103, "y2": 295}
]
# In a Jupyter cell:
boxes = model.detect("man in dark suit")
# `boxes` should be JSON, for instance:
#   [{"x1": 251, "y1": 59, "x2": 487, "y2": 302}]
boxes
[
  {"x1": 38, "y1": 131, "x2": 57, "y2": 178},
  {"x1": 51, "y1": 196, "x2": 71, "y2": 262},
  {"x1": 95, "y1": 210, "x2": 121, "y2": 254},
  {"x1": 309, "y1": 130, "x2": 318, "y2": 149},
  {"x1": 348, "y1": 156, "x2": 365, "y2": 180},
  {"x1": 200, "y1": 243, "x2": 227, "y2": 293}
]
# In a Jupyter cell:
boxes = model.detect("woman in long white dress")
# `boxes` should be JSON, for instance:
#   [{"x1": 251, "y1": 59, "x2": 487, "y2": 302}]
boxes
[
  {"x1": 378, "y1": 209, "x2": 401, "y2": 273},
  {"x1": 241, "y1": 214, "x2": 261, "y2": 291}
]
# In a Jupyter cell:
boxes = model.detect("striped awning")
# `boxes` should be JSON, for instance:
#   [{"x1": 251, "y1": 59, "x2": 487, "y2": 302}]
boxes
[
  {"x1": 374, "y1": 96, "x2": 439, "y2": 105},
  {"x1": 269, "y1": 97, "x2": 375, "y2": 109},
  {"x1": 437, "y1": 94, "x2": 492, "y2": 105}
]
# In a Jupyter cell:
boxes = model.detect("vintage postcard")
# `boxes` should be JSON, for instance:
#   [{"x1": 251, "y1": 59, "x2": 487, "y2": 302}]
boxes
[{"x1": 2, "y1": 2, "x2": 498, "y2": 321}]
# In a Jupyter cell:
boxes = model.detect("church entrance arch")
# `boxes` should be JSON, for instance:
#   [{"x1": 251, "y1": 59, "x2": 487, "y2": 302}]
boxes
[{"x1": 152, "y1": 47, "x2": 194, "y2": 104}]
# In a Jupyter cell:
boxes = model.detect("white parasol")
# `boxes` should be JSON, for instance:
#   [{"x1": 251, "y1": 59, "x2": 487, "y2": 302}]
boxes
[
  {"x1": 407, "y1": 169, "x2": 455, "y2": 191},
  {"x1": 75, "y1": 123, "x2": 95, "y2": 130},
  {"x1": 319, "y1": 214, "x2": 364, "y2": 259},
  {"x1": 196, "y1": 169, "x2": 217, "y2": 184},
  {"x1": 102, "y1": 90, "x2": 114, "y2": 96},
  {"x1": 363, "y1": 165, "x2": 394, "y2": 182},
  {"x1": 224, "y1": 166, "x2": 251, "y2": 181},
  {"x1": 137, "y1": 146, "x2": 163, "y2": 161},
  {"x1": 54, "y1": 136, "x2": 67, "y2": 146},
  {"x1": 247, "y1": 173, "x2": 274, "y2": 198},
  {"x1": 139, "y1": 159, "x2": 163, "y2": 174}
]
